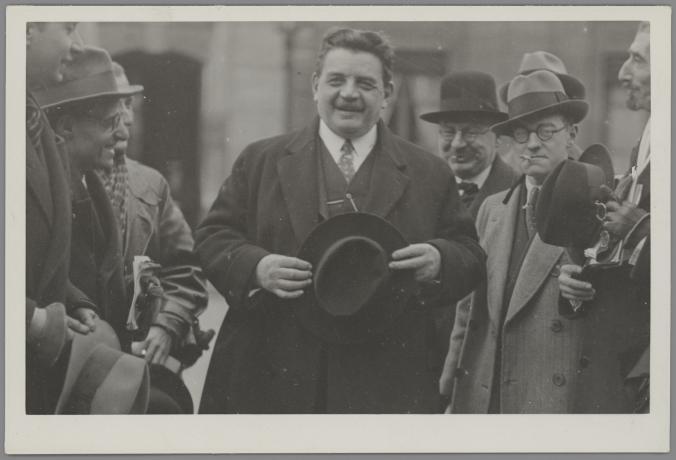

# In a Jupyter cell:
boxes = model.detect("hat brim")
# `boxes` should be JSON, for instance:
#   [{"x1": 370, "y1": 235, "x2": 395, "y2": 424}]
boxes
[
  {"x1": 499, "y1": 73, "x2": 586, "y2": 105},
  {"x1": 420, "y1": 110, "x2": 508, "y2": 125},
  {"x1": 147, "y1": 364, "x2": 194, "y2": 414},
  {"x1": 40, "y1": 88, "x2": 142, "y2": 109},
  {"x1": 294, "y1": 213, "x2": 417, "y2": 345},
  {"x1": 491, "y1": 99, "x2": 589, "y2": 135}
]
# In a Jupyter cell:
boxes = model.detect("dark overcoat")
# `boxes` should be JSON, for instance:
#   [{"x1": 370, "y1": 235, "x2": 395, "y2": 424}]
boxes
[
  {"x1": 195, "y1": 119, "x2": 485, "y2": 413},
  {"x1": 26, "y1": 101, "x2": 73, "y2": 414}
]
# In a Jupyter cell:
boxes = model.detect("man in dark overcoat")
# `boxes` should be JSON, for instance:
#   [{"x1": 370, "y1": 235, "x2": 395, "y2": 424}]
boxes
[
  {"x1": 558, "y1": 21, "x2": 651, "y2": 413},
  {"x1": 196, "y1": 28, "x2": 485, "y2": 414},
  {"x1": 25, "y1": 22, "x2": 91, "y2": 414}
]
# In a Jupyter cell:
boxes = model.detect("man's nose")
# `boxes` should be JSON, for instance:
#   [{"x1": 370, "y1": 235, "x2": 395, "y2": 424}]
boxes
[
  {"x1": 70, "y1": 30, "x2": 85, "y2": 54},
  {"x1": 450, "y1": 131, "x2": 466, "y2": 150},
  {"x1": 114, "y1": 122, "x2": 130, "y2": 141},
  {"x1": 526, "y1": 131, "x2": 540, "y2": 150},
  {"x1": 339, "y1": 80, "x2": 358, "y2": 99},
  {"x1": 618, "y1": 58, "x2": 631, "y2": 82}
]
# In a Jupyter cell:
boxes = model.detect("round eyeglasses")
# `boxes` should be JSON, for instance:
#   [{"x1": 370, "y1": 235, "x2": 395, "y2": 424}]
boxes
[
  {"x1": 439, "y1": 124, "x2": 490, "y2": 144},
  {"x1": 511, "y1": 124, "x2": 567, "y2": 143},
  {"x1": 83, "y1": 112, "x2": 123, "y2": 133}
]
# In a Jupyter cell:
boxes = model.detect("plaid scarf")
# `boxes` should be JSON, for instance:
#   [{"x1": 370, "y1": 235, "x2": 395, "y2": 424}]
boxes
[
  {"x1": 26, "y1": 93, "x2": 44, "y2": 152},
  {"x1": 97, "y1": 153, "x2": 129, "y2": 242}
]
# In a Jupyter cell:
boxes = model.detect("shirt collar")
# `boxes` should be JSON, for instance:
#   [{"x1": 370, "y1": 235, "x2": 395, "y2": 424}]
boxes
[
  {"x1": 455, "y1": 162, "x2": 493, "y2": 189},
  {"x1": 318, "y1": 120, "x2": 378, "y2": 162},
  {"x1": 636, "y1": 116, "x2": 650, "y2": 176}
]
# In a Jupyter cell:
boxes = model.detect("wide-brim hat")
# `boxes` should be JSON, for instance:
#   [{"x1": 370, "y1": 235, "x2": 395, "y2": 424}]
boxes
[
  {"x1": 499, "y1": 51, "x2": 586, "y2": 104},
  {"x1": 294, "y1": 213, "x2": 417, "y2": 345},
  {"x1": 420, "y1": 71, "x2": 508, "y2": 124},
  {"x1": 146, "y1": 364, "x2": 194, "y2": 414},
  {"x1": 536, "y1": 144, "x2": 615, "y2": 249},
  {"x1": 491, "y1": 70, "x2": 589, "y2": 136},
  {"x1": 34, "y1": 46, "x2": 141, "y2": 109},
  {"x1": 55, "y1": 318, "x2": 150, "y2": 414}
]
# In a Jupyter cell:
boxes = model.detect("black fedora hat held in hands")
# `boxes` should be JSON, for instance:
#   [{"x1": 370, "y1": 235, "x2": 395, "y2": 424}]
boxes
[{"x1": 294, "y1": 213, "x2": 417, "y2": 345}]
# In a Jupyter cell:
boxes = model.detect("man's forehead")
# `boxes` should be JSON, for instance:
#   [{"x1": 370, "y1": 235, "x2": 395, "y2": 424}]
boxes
[{"x1": 629, "y1": 31, "x2": 650, "y2": 57}]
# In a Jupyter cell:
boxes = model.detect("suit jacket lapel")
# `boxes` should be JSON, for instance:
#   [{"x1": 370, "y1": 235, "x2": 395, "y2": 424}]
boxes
[
  {"x1": 277, "y1": 121, "x2": 321, "y2": 247},
  {"x1": 360, "y1": 122, "x2": 409, "y2": 218},
  {"x1": 504, "y1": 235, "x2": 563, "y2": 324},
  {"x1": 484, "y1": 183, "x2": 520, "y2": 328}
]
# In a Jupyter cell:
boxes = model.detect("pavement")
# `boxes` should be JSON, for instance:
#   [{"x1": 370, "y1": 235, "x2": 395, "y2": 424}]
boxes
[{"x1": 181, "y1": 283, "x2": 228, "y2": 411}]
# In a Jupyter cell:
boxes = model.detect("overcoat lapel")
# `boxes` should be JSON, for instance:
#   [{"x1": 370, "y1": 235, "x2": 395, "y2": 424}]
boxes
[
  {"x1": 468, "y1": 156, "x2": 516, "y2": 219},
  {"x1": 483, "y1": 184, "x2": 520, "y2": 328},
  {"x1": 360, "y1": 121, "x2": 409, "y2": 218},
  {"x1": 123, "y1": 179, "x2": 153, "y2": 264},
  {"x1": 504, "y1": 235, "x2": 563, "y2": 324},
  {"x1": 277, "y1": 122, "x2": 321, "y2": 246}
]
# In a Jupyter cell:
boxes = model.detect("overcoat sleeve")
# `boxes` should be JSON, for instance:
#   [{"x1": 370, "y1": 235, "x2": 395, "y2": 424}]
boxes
[
  {"x1": 194, "y1": 147, "x2": 270, "y2": 310},
  {"x1": 426, "y1": 173, "x2": 486, "y2": 304}
]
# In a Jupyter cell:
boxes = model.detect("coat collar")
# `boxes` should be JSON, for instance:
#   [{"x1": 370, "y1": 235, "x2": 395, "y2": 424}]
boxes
[{"x1": 277, "y1": 118, "x2": 410, "y2": 247}]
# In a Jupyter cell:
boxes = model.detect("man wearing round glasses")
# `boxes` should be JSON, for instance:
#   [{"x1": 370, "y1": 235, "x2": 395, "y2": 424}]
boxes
[
  {"x1": 36, "y1": 46, "x2": 137, "y2": 349},
  {"x1": 421, "y1": 71, "x2": 516, "y2": 220},
  {"x1": 442, "y1": 69, "x2": 592, "y2": 413}
]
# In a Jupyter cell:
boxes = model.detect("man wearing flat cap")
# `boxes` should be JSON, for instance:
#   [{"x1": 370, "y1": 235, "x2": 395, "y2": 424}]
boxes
[
  {"x1": 196, "y1": 27, "x2": 485, "y2": 413},
  {"x1": 442, "y1": 69, "x2": 590, "y2": 413},
  {"x1": 420, "y1": 71, "x2": 516, "y2": 400},
  {"x1": 557, "y1": 21, "x2": 651, "y2": 413}
]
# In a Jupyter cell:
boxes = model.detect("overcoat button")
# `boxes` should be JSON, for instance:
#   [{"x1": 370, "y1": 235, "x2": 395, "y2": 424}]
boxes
[
  {"x1": 551, "y1": 265, "x2": 561, "y2": 277},
  {"x1": 552, "y1": 373, "x2": 566, "y2": 386},
  {"x1": 550, "y1": 319, "x2": 563, "y2": 332},
  {"x1": 455, "y1": 367, "x2": 468, "y2": 379}
]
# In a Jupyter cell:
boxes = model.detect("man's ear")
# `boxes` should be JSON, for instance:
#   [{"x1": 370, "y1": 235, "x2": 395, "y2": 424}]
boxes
[
  {"x1": 311, "y1": 72, "x2": 319, "y2": 102},
  {"x1": 569, "y1": 123, "x2": 579, "y2": 140},
  {"x1": 382, "y1": 81, "x2": 394, "y2": 109}
]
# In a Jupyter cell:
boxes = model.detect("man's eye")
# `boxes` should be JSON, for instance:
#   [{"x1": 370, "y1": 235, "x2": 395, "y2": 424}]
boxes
[{"x1": 358, "y1": 81, "x2": 376, "y2": 90}]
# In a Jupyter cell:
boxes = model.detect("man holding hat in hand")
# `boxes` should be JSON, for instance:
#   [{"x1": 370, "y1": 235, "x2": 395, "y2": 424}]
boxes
[
  {"x1": 442, "y1": 68, "x2": 590, "y2": 413},
  {"x1": 196, "y1": 27, "x2": 484, "y2": 413}
]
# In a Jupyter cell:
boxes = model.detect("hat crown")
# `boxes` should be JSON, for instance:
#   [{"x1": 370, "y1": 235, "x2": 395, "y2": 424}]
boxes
[
  {"x1": 61, "y1": 46, "x2": 115, "y2": 83},
  {"x1": 112, "y1": 61, "x2": 131, "y2": 88},
  {"x1": 518, "y1": 51, "x2": 568, "y2": 75},
  {"x1": 439, "y1": 71, "x2": 499, "y2": 111},
  {"x1": 506, "y1": 69, "x2": 567, "y2": 103}
]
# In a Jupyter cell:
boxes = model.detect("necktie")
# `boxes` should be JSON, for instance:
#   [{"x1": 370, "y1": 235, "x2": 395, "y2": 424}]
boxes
[
  {"x1": 525, "y1": 186, "x2": 540, "y2": 239},
  {"x1": 338, "y1": 140, "x2": 356, "y2": 183},
  {"x1": 458, "y1": 181, "x2": 479, "y2": 209}
]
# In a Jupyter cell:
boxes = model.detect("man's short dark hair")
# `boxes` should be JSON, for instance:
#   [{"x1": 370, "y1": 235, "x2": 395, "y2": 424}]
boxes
[{"x1": 315, "y1": 28, "x2": 394, "y2": 87}]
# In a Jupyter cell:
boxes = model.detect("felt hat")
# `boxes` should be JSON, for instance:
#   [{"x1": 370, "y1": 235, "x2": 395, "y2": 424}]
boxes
[
  {"x1": 499, "y1": 51, "x2": 586, "y2": 104},
  {"x1": 112, "y1": 61, "x2": 144, "y2": 95},
  {"x1": 55, "y1": 318, "x2": 150, "y2": 414},
  {"x1": 420, "y1": 71, "x2": 508, "y2": 124},
  {"x1": 536, "y1": 144, "x2": 615, "y2": 249},
  {"x1": 34, "y1": 46, "x2": 140, "y2": 109},
  {"x1": 491, "y1": 70, "x2": 589, "y2": 136},
  {"x1": 294, "y1": 213, "x2": 417, "y2": 344}
]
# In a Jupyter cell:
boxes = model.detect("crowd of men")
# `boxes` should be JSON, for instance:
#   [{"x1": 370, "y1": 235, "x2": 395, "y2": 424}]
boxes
[{"x1": 26, "y1": 21, "x2": 650, "y2": 414}]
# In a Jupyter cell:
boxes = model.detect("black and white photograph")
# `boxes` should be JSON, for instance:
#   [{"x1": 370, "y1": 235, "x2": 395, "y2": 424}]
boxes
[{"x1": 7, "y1": 4, "x2": 670, "y2": 454}]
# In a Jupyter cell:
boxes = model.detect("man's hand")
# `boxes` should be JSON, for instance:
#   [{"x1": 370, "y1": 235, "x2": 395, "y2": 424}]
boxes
[
  {"x1": 558, "y1": 264, "x2": 595, "y2": 302},
  {"x1": 389, "y1": 243, "x2": 441, "y2": 283},
  {"x1": 603, "y1": 200, "x2": 648, "y2": 240},
  {"x1": 255, "y1": 254, "x2": 312, "y2": 299},
  {"x1": 69, "y1": 307, "x2": 97, "y2": 334},
  {"x1": 132, "y1": 326, "x2": 173, "y2": 365}
]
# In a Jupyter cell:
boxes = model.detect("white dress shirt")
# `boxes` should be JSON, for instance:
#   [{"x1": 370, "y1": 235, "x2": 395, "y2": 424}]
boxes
[
  {"x1": 455, "y1": 162, "x2": 493, "y2": 195},
  {"x1": 319, "y1": 120, "x2": 377, "y2": 173}
]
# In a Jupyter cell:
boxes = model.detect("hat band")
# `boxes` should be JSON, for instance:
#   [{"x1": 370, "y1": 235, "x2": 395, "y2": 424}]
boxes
[
  {"x1": 507, "y1": 91, "x2": 568, "y2": 118},
  {"x1": 38, "y1": 70, "x2": 119, "y2": 107},
  {"x1": 440, "y1": 96, "x2": 499, "y2": 113}
]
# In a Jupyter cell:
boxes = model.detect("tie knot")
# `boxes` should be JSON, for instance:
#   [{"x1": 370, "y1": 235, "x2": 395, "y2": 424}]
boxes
[
  {"x1": 458, "y1": 181, "x2": 479, "y2": 195},
  {"x1": 341, "y1": 140, "x2": 355, "y2": 155}
]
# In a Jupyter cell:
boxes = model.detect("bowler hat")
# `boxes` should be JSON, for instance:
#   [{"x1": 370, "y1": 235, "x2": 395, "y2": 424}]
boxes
[
  {"x1": 294, "y1": 213, "x2": 417, "y2": 344},
  {"x1": 34, "y1": 46, "x2": 140, "y2": 109},
  {"x1": 499, "y1": 51, "x2": 586, "y2": 104},
  {"x1": 55, "y1": 318, "x2": 150, "y2": 414},
  {"x1": 536, "y1": 144, "x2": 614, "y2": 249},
  {"x1": 420, "y1": 71, "x2": 508, "y2": 124},
  {"x1": 491, "y1": 70, "x2": 589, "y2": 136}
]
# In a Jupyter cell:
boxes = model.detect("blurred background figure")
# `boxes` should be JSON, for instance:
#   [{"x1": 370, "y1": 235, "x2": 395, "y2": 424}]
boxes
[{"x1": 26, "y1": 21, "x2": 84, "y2": 414}]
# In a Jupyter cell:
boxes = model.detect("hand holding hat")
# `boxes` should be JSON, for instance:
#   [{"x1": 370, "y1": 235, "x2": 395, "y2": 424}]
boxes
[
  {"x1": 255, "y1": 254, "x2": 312, "y2": 299},
  {"x1": 390, "y1": 243, "x2": 441, "y2": 283}
]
